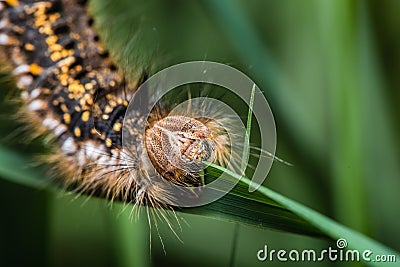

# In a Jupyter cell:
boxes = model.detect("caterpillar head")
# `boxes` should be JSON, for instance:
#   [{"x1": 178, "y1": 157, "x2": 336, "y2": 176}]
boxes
[{"x1": 145, "y1": 115, "x2": 225, "y2": 186}]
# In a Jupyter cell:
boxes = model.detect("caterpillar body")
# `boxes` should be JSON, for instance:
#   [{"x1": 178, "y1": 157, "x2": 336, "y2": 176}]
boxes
[{"x1": 0, "y1": 0, "x2": 233, "y2": 210}]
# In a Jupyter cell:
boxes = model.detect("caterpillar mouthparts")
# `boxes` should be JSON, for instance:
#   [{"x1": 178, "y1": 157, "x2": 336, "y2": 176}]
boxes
[
  {"x1": 146, "y1": 115, "x2": 217, "y2": 183},
  {"x1": 0, "y1": 0, "x2": 234, "y2": 209}
]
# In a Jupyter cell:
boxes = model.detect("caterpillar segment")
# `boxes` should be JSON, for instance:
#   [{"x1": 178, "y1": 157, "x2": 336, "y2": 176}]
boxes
[{"x1": 0, "y1": 0, "x2": 232, "y2": 208}]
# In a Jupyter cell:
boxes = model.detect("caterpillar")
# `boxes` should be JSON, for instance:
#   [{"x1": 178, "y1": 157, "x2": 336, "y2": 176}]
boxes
[{"x1": 0, "y1": 0, "x2": 234, "y2": 213}]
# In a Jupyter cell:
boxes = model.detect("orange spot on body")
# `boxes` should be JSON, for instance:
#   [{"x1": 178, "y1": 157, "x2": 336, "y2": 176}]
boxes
[
  {"x1": 60, "y1": 104, "x2": 68, "y2": 113},
  {"x1": 48, "y1": 13, "x2": 60, "y2": 23},
  {"x1": 81, "y1": 111, "x2": 90, "y2": 122},
  {"x1": 113, "y1": 122, "x2": 122, "y2": 132},
  {"x1": 29, "y1": 64, "x2": 43, "y2": 76},
  {"x1": 104, "y1": 105, "x2": 113, "y2": 114},
  {"x1": 34, "y1": 15, "x2": 47, "y2": 28},
  {"x1": 6, "y1": 0, "x2": 19, "y2": 7},
  {"x1": 45, "y1": 36, "x2": 58, "y2": 46},
  {"x1": 24, "y1": 43, "x2": 35, "y2": 51},
  {"x1": 74, "y1": 127, "x2": 81, "y2": 137},
  {"x1": 84, "y1": 83, "x2": 93, "y2": 90},
  {"x1": 50, "y1": 51, "x2": 61, "y2": 61},
  {"x1": 38, "y1": 25, "x2": 52, "y2": 35},
  {"x1": 63, "y1": 113, "x2": 71, "y2": 124},
  {"x1": 105, "y1": 138, "x2": 112, "y2": 147},
  {"x1": 68, "y1": 83, "x2": 85, "y2": 95}
]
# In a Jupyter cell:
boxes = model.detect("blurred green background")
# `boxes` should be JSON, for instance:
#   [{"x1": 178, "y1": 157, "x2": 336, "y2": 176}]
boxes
[{"x1": 0, "y1": 0, "x2": 399, "y2": 266}]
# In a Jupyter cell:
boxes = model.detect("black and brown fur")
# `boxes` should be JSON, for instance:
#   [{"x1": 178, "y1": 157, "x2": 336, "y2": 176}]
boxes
[
  {"x1": 0, "y1": 0, "x2": 165, "y2": 205},
  {"x1": 0, "y1": 0, "x2": 233, "y2": 211}
]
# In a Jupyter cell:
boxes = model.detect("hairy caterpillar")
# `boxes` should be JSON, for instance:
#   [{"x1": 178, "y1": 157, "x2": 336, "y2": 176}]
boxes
[{"x1": 0, "y1": 0, "x2": 234, "y2": 213}]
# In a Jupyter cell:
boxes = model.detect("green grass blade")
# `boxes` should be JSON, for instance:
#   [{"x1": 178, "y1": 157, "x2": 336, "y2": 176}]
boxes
[
  {"x1": 240, "y1": 83, "x2": 255, "y2": 176},
  {"x1": 184, "y1": 193, "x2": 324, "y2": 238},
  {"x1": 208, "y1": 163, "x2": 400, "y2": 267}
]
